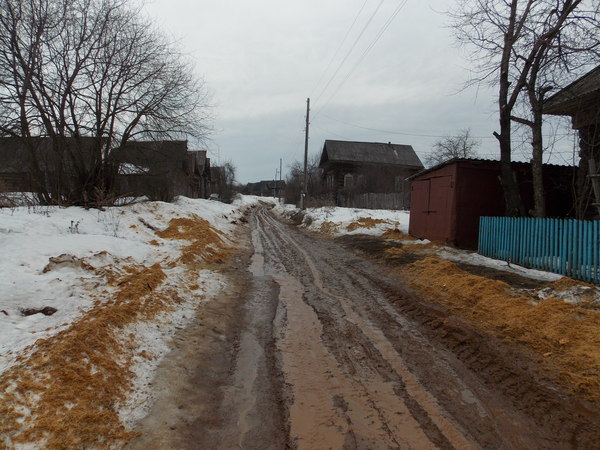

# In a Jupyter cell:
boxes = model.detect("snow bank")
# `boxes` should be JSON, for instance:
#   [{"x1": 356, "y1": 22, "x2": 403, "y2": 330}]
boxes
[
  {"x1": 0, "y1": 196, "x2": 257, "y2": 377},
  {"x1": 275, "y1": 203, "x2": 410, "y2": 236}
]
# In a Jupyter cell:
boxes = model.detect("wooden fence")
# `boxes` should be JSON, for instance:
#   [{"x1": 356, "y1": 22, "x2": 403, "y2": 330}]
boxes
[
  {"x1": 336, "y1": 192, "x2": 409, "y2": 210},
  {"x1": 479, "y1": 216, "x2": 600, "y2": 283}
]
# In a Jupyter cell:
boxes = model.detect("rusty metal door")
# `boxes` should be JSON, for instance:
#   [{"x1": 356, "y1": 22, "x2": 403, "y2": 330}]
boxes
[
  {"x1": 410, "y1": 176, "x2": 453, "y2": 241},
  {"x1": 425, "y1": 176, "x2": 453, "y2": 240}
]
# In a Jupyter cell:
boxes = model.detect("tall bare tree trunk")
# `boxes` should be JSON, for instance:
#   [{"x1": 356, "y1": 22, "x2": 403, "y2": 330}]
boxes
[
  {"x1": 496, "y1": 2, "x2": 526, "y2": 216},
  {"x1": 527, "y1": 76, "x2": 549, "y2": 218}
]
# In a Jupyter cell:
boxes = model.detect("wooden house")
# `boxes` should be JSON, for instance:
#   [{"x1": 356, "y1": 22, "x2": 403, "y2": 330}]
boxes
[
  {"x1": 112, "y1": 140, "x2": 211, "y2": 199},
  {"x1": 246, "y1": 180, "x2": 285, "y2": 197},
  {"x1": 0, "y1": 136, "x2": 103, "y2": 194},
  {"x1": 318, "y1": 140, "x2": 423, "y2": 209},
  {"x1": 0, "y1": 137, "x2": 211, "y2": 201},
  {"x1": 543, "y1": 65, "x2": 600, "y2": 218},
  {"x1": 408, "y1": 159, "x2": 574, "y2": 249}
]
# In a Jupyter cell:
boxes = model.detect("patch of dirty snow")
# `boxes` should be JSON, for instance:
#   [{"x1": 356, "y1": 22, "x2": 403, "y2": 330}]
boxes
[
  {"x1": 118, "y1": 268, "x2": 229, "y2": 428},
  {"x1": 275, "y1": 204, "x2": 410, "y2": 237},
  {"x1": 0, "y1": 195, "x2": 264, "y2": 377},
  {"x1": 437, "y1": 249, "x2": 564, "y2": 282}
]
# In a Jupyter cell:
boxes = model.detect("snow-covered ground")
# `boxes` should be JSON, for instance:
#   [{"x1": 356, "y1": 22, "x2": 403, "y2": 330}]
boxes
[
  {"x1": 0, "y1": 195, "x2": 271, "y2": 438},
  {"x1": 275, "y1": 203, "x2": 411, "y2": 236}
]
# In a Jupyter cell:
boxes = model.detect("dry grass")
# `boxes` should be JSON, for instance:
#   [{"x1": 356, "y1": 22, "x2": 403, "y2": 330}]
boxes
[
  {"x1": 0, "y1": 214, "x2": 233, "y2": 448},
  {"x1": 402, "y1": 256, "x2": 600, "y2": 401}
]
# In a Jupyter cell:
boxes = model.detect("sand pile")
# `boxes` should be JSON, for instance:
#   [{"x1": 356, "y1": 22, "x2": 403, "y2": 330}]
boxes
[
  {"x1": 0, "y1": 263, "x2": 168, "y2": 448},
  {"x1": 319, "y1": 221, "x2": 339, "y2": 235},
  {"x1": 382, "y1": 228, "x2": 413, "y2": 240}
]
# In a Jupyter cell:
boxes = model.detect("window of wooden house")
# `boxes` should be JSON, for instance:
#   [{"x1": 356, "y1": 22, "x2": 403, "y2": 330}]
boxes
[
  {"x1": 344, "y1": 173, "x2": 353, "y2": 187},
  {"x1": 327, "y1": 174, "x2": 335, "y2": 189},
  {"x1": 357, "y1": 174, "x2": 365, "y2": 187}
]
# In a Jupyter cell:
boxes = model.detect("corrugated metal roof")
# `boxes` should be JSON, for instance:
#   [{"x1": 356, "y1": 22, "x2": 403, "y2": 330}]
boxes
[
  {"x1": 320, "y1": 139, "x2": 423, "y2": 168},
  {"x1": 544, "y1": 65, "x2": 600, "y2": 114}
]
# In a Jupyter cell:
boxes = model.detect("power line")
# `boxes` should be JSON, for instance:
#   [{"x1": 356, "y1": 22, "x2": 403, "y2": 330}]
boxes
[
  {"x1": 312, "y1": 0, "x2": 386, "y2": 108},
  {"x1": 314, "y1": 0, "x2": 409, "y2": 118},
  {"x1": 310, "y1": 0, "x2": 369, "y2": 97},
  {"x1": 319, "y1": 113, "x2": 496, "y2": 139},
  {"x1": 319, "y1": 112, "x2": 579, "y2": 141}
]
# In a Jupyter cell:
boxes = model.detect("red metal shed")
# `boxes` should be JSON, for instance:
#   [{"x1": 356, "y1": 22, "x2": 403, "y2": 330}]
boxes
[{"x1": 408, "y1": 159, "x2": 574, "y2": 249}]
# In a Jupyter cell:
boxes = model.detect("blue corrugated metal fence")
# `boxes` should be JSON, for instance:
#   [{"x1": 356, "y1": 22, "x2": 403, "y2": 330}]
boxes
[{"x1": 479, "y1": 217, "x2": 600, "y2": 283}]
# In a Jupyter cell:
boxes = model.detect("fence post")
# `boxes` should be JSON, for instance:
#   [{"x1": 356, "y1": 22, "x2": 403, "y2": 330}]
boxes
[{"x1": 591, "y1": 220, "x2": 600, "y2": 283}]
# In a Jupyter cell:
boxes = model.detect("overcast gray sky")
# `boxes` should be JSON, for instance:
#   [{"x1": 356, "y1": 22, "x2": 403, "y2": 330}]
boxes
[{"x1": 143, "y1": 0, "x2": 576, "y2": 184}]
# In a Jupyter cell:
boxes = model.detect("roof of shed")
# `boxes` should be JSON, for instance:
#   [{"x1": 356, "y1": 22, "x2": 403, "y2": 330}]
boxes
[
  {"x1": 407, "y1": 158, "x2": 575, "y2": 180},
  {"x1": 319, "y1": 140, "x2": 423, "y2": 168},
  {"x1": 544, "y1": 65, "x2": 600, "y2": 115}
]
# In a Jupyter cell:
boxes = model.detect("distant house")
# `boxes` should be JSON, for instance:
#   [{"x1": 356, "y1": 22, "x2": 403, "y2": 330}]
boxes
[
  {"x1": 543, "y1": 64, "x2": 600, "y2": 218},
  {"x1": 408, "y1": 159, "x2": 574, "y2": 249},
  {"x1": 0, "y1": 137, "x2": 211, "y2": 200},
  {"x1": 318, "y1": 139, "x2": 424, "y2": 210},
  {"x1": 189, "y1": 150, "x2": 211, "y2": 198},
  {"x1": 246, "y1": 180, "x2": 285, "y2": 197},
  {"x1": 0, "y1": 136, "x2": 102, "y2": 195}
]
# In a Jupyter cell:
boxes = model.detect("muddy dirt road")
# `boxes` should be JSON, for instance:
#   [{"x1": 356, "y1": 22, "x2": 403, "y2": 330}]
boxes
[{"x1": 129, "y1": 207, "x2": 599, "y2": 449}]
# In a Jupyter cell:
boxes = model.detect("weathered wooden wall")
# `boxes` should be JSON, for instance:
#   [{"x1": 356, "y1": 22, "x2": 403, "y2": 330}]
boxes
[{"x1": 337, "y1": 192, "x2": 409, "y2": 210}]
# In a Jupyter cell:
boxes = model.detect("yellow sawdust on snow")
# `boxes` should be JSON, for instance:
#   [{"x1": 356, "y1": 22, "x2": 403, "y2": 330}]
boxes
[
  {"x1": 346, "y1": 217, "x2": 390, "y2": 232},
  {"x1": 403, "y1": 256, "x2": 600, "y2": 401},
  {"x1": 550, "y1": 276, "x2": 595, "y2": 291},
  {"x1": 156, "y1": 216, "x2": 231, "y2": 266},
  {"x1": 381, "y1": 228, "x2": 413, "y2": 240},
  {"x1": 0, "y1": 214, "x2": 228, "y2": 448},
  {"x1": 319, "y1": 221, "x2": 340, "y2": 235},
  {"x1": 0, "y1": 263, "x2": 172, "y2": 448}
]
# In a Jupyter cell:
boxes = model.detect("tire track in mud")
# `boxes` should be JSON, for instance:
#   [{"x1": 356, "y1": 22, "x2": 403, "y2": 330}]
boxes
[
  {"x1": 253, "y1": 207, "x2": 600, "y2": 449},
  {"x1": 253, "y1": 208, "x2": 474, "y2": 449}
]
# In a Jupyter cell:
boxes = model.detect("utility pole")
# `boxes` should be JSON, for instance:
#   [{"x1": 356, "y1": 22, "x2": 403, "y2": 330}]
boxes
[
  {"x1": 279, "y1": 158, "x2": 283, "y2": 204},
  {"x1": 301, "y1": 98, "x2": 310, "y2": 210}
]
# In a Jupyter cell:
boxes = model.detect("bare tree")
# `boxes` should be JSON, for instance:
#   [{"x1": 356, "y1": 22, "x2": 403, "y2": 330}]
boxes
[
  {"x1": 450, "y1": 0, "x2": 596, "y2": 216},
  {"x1": 284, "y1": 153, "x2": 323, "y2": 205},
  {"x1": 0, "y1": 0, "x2": 212, "y2": 206},
  {"x1": 425, "y1": 129, "x2": 480, "y2": 167},
  {"x1": 510, "y1": 4, "x2": 600, "y2": 217}
]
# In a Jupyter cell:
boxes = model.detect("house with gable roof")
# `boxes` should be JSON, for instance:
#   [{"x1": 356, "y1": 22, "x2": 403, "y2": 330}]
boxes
[{"x1": 318, "y1": 139, "x2": 424, "y2": 209}]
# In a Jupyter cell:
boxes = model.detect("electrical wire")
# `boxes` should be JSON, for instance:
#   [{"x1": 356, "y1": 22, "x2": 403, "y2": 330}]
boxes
[
  {"x1": 313, "y1": 0, "x2": 409, "y2": 118},
  {"x1": 318, "y1": 113, "x2": 496, "y2": 138},
  {"x1": 319, "y1": 112, "x2": 579, "y2": 141},
  {"x1": 310, "y1": 0, "x2": 369, "y2": 98},
  {"x1": 312, "y1": 0, "x2": 386, "y2": 108}
]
